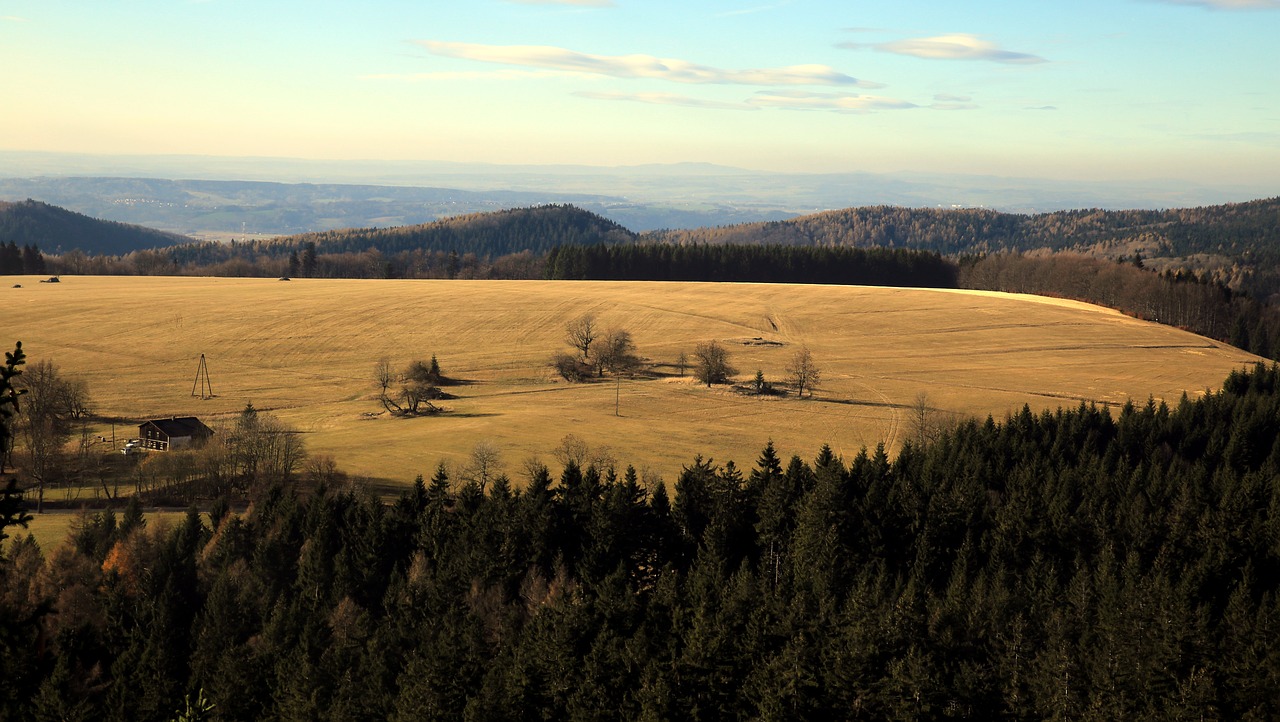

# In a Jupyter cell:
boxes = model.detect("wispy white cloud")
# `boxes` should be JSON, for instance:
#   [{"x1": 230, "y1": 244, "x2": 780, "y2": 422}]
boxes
[
  {"x1": 842, "y1": 33, "x2": 1047, "y2": 64},
  {"x1": 1152, "y1": 0, "x2": 1280, "y2": 8},
  {"x1": 573, "y1": 88, "x2": 975, "y2": 115},
  {"x1": 363, "y1": 69, "x2": 589, "y2": 82},
  {"x1": 415, "y1": 40, "x2": 881, "y2": 87},
  {"x1": 1025, "y1": 105, "x2": 1059, "y2": 111},
  {"x1": 716, "y1": 1, "x2": 796, "y2": 17},
  {"x1": 747, "y1": 90, "x2": 918, "y2": 113},
  {"x1": 574, "y1": 91, "x2": 760, "y2": 111},
  {"x1": 503, "y1": 0, "x2": 614, "y2": 6},
  {"x1": 932, "y1": 94, "x2": 978, "y2": 110}
]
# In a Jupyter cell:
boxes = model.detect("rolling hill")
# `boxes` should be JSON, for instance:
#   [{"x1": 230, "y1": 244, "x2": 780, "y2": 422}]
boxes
[
  {"x1": 0, "y1": 199, "x2": 190, "y2": 256},
  {"x1": 3, "y1": 275, "x2": 1259, "y2": 488}
]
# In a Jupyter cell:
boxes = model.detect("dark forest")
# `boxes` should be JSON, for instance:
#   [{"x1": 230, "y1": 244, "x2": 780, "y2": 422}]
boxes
[{"x1": 4, "y1": 346, "x2": 1280, "y2": 720}]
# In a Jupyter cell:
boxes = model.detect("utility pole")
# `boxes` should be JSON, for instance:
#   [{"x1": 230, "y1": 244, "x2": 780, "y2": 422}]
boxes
[
  {"x1": 615, "y1": 375, "x2": 620, "y2": 417},
  {"x1": 192, "y1": 354, "x2": 214, "y2": 399}
]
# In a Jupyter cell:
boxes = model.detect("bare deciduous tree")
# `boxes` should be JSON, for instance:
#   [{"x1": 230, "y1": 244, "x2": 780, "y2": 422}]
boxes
[
  {"x1": 226, "y1": 403, "x2": 307, "y2": 495},
  {"x1": 551, "y1": 434, "x2": 615, "y2": 473},
  {"x1": 375, "y1": 357, "x2": 399, "y2": 413},
  {"x1": 551, "y1": 352, "x2": 592, "y2": 382},
  {"x1": 465, "y1": 440, "x2": 503, "y2": 492},
  {"x1": 786, "y1": 347, "x2": 821, "y2": 398},
  {"x1": 17, "y1": 360, "x2": 91, "y2": 512},
  {"x1": 565, "y1": 314, "x2": 598, "y2": 361},
  {"x1": 595, "y1": 328, "x2": 640, "y2": 377},
  {"x1": 374, "y1": 358, "x2": 442, "y2": 415},
  {"x1": 909, "y1": 391, "x2": 956, "y2": 448},
  {"x1": 693, "y1": 341, "x2": 737, "y2": 388}
]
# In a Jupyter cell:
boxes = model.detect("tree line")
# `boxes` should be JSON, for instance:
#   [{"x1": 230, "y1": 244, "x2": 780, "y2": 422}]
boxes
[
  {"x1": 644, "y1": 198, "x2": 1280, "y2": 298},
  {"x1": 4, "y1": 336, "x2": 1280, "y2": 718},
  {"x1": 544, "y1": 242, "x2": 958, "y2": 287},
  {"x1": 960, "y1": 252, "x2": 1280, "y2": 362},
  {"x1": 0, "y1": 241, "x2": 46, "y2": 276}
]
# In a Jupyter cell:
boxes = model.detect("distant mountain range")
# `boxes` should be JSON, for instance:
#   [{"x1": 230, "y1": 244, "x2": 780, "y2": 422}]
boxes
[
  {"x1": 1, "y1": 151, "x2": 1270, "y2": 234},
  {"x1": 6, "y1": 190, "x2": 1280, "y2": 298}
]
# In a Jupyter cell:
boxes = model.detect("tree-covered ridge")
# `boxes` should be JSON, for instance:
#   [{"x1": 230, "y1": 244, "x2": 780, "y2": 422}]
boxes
[
  {"x1": 644, "y1": 197, "x2": 1280, "y2": 256},
  {"x1": 4, "y1": 363, "x2": 1280, "y2": 719},
  {"x1": 160, "y1": 204, "x2": 637, "y2": 269},
  {"x1": 286, "y1": 203, "x2": 636, "y2": 257},
  {"x1": 645, "y1": 198, "x2": 1280, "y2": 298},
  {"x1": 0, "y1": 199, "x2": 190, "y2": 257},
  {"x1": 545, "y1": 242, "x2": 958, "y2": 288}
]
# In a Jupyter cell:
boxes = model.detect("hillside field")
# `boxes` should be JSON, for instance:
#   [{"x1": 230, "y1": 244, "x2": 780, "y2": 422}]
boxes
[{"x1": 3, "y1": 275, "x2": 1261, "y2": 488}]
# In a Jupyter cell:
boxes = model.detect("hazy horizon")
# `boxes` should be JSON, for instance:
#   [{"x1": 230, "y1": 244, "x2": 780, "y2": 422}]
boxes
[{"x1": 2, "y1": 0, "x2": 1278, "y2": 203}]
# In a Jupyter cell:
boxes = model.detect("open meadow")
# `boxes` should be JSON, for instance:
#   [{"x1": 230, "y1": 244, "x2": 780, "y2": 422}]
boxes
[{"x1": 3, "y1": 274, "x2": 1262, "y2": 490}]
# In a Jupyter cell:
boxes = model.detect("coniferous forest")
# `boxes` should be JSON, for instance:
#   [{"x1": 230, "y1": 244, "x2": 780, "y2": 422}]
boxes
[{"x1": 4, "y1": 354, "x2": 1280, "y2": 719}]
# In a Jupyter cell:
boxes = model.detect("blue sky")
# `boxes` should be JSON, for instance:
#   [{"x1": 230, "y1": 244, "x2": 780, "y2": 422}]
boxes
[{"x1": 2, "y1": 0, "x2": 1278, "y2": 190}]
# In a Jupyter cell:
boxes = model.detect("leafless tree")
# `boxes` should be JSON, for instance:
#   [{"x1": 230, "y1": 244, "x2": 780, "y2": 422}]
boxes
[
  {"x1": 551, "y1": 352, "x2": 592, "y2": 382},
  {"x1": 552, "y1": 434, "x2": 591, "y2": 468},
  {"x1": 909, "y1": 392, "x2": 956, "y2": 448},
  {"x1": 693, "y1": 341, "x2": 737, "y2": 387},
  {"x1": 374, "y1": 358, "x2": 441, "y2": 415},
  {"x1": 676, "y1": 351, "x2": 688, "y2": 377},
  {"x1": 17, "y1": 360, "x2": 90, "y2": 512},
  {"x1": 595, "y1": 328, "x2": 640, "y2": 376},
  {"x1": 565, "y1": 314, "x2": 598, "y2": 361},
  {"x1": 401, "y1": 360, "x2": 442, "y2": 414},
  {"x1": 465, "y1": 440, "x2": 503, "y2": 492},
  {"x1": 226, "y1": 403, "x2": 307, "y2": 495},
  {"x1": 786, "y1": 347, "x2": 821, "y2": 398},
  {"x1": 551, "y1": 434, "x2": 615, "y2": 472},
  {"x1": 375, "y1": 357, "x2": 399, "y2": 413}
]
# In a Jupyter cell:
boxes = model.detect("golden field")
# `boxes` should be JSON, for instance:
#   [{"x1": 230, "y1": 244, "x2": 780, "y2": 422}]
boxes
[{"x1": 3, "y1": 274, "x2": 1261, "y2": 488}]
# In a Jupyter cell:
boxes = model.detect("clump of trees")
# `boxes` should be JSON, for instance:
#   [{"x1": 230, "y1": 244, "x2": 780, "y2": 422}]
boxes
[
  {"x1": 553, "y1": 314, "x2": 641, "y2": 382},
  {"x1": 375, "y1": 356, "x2": 446, "y2": 415},
  {"x1": 197, "y1": 403, "x2": 307, "y2": 499},
  {"x1": 692, "y1": 340, "x2": 737, "y2": 387},
  {"x1": 13, "y1": 359, "x2": 91, "y2": 512}
]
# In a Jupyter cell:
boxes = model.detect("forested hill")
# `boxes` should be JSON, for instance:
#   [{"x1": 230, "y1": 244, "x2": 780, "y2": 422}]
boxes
[
  {"x1": 291, "y1": 203, "x2": 637, "y2": 256},
  {"x1": 645, "y1": 197, "x2": 1280, "y2": 257},
  {"x1": 162, "y1": 204, "x2": 636, "y2": 269},
  {"x1": 0, "y1": 199, "x2": 190, "y2": 256}
]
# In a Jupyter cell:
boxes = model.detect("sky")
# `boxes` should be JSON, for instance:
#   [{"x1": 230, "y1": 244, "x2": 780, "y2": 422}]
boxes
[{"x1": 2, "y1": 0, "x2": 1278, "y2": 191}]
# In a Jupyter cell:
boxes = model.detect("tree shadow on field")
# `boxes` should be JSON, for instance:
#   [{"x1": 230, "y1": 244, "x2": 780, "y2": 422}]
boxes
[{"x1": 820, "y1": 397, "x2": 914, "y2": 410}]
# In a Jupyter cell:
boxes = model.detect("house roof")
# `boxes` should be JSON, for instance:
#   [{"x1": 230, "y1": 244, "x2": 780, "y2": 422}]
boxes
[{"x1": 140, "y1": 416, "x2": 212, "y2": 438}]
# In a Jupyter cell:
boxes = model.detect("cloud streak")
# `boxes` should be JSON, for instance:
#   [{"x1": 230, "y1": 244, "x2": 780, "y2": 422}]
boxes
[
  {"x1": 364, "y1": 69, "x2": 588, "y2": 82},
  {"x1": 716, "y1": 1, "x2": 796, "y2": 17},
  {"x1": 569, "y1": 88, "x2": 975, "y2": 115},
  {"x1": 747, "y1": 90, "x2": 918, "y2": 113},
  {"x1": 842, "y1": 33, "x2": 1047, "y2": 64},
  {"x1": 415, "y1": 40, "x2": 881, "y2": 87},
  {"x1": 574, "y1": 91, "x2": 760, "y2": 111}
]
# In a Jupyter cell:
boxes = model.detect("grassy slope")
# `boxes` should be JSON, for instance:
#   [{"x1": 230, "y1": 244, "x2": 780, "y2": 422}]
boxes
[{"x1": 3, "y1": 275, "x2": 1261, "y2": 487}]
